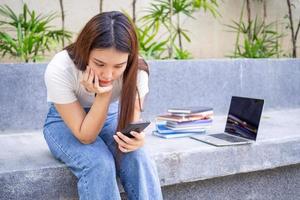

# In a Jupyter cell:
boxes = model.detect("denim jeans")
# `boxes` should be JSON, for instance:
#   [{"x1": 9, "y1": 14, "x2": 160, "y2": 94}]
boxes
[{"x1": 43, "y1": 101, "x2": 163, "y2": 200}]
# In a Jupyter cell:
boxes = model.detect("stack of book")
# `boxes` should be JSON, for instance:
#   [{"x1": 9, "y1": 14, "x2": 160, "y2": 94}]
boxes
[{"x1": 153, "y1": 106, "x2": 213, "y2": 138}]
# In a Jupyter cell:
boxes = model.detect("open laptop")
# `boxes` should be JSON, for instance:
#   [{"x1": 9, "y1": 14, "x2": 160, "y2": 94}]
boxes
[{"x1": 191, "y1": 96, "x2": 264, "y2": 146}]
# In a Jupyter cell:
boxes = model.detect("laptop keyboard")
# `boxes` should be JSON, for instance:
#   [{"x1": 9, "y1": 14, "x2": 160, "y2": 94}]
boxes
[{"x1": 210, "y1": 133, "x2": 247, "y2": 143}]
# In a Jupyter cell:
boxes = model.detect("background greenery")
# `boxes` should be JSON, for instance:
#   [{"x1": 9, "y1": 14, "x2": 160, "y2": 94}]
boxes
[
  {"x1": 0, "y1": 4, "x2": 71, "y2": 62},
  {"x1": 0, "y1": 0, "x2": 299, "y2": 62}
]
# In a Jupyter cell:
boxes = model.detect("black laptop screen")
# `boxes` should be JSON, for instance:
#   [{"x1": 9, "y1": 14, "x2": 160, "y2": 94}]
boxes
[{"x1": 224, "y1": 96, "x2": 264, "y2": 140}]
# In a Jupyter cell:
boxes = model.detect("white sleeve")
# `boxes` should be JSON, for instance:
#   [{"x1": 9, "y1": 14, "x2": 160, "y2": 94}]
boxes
[
  {"x1": 136, "y1": 70, "x2": 149, "y2": 98},
  {"x1": 44, "y1": 64, "x2": 77, "y2": 104}
]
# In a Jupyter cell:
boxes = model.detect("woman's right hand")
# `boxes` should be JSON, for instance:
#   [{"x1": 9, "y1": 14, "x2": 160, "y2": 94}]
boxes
[{"x1": 80, "y1": 66, "x2": 113, "y2": 95}]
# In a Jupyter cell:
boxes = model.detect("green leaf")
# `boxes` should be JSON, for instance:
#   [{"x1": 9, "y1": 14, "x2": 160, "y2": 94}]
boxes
[
  {"x1": 0, "y1": 3, "x2": 72, "y2": 62},
  {"x1": 180, "y1": 29, "x2": 191, "y2": 42}
]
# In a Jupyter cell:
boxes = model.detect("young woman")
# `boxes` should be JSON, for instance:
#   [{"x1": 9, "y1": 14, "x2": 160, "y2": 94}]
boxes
[{"x1": 43, "y1": 11, "x2": 163, "y2": 200}]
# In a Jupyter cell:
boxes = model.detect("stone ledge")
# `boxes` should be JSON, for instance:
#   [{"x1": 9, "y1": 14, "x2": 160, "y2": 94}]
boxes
[
  {"x1": 1, "y1": 108, "x2": 300, "y2": 199},
  {"x1": 1, "y1": 59, "x2": 300, "y2": 132}
]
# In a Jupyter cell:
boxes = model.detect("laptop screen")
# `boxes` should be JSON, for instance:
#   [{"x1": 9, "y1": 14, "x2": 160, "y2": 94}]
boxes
[{"x1": 224, "y1": 96, "x2": 264, "y2": 140}]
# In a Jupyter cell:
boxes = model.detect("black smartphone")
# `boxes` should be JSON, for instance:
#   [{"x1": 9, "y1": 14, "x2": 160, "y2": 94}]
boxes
[{"x1": 121, "y1": 121, "x2": 151, "y2": 138}]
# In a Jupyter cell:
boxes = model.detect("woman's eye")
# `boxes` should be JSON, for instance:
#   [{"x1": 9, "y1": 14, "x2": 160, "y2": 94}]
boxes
[
  {"x1": 95, "y1": 63, "x2": 104, "y2": 67},
  {"x1": 115, "y1": 65, "x2": 125, "y2": 69}
]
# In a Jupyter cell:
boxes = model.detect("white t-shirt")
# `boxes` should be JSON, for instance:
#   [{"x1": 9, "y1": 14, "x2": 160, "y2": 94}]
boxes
[{"x1": 44, "y1": 50, "x2": 149, "y2": 107}]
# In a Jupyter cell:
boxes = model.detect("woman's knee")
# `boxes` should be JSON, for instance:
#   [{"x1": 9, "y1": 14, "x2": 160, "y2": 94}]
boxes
[
  {"x1": 122, "y1": 147, "x2": 152, "y2": 167},
  {"x1": 43, "y1": 127, "x2": 66, "y2": 162},
  {"x1": 44, "y1": 126, "x2": 117, "y2": 178},
  {"x1": 83, "y1": 149, "x2": 117, "y2": 177}
]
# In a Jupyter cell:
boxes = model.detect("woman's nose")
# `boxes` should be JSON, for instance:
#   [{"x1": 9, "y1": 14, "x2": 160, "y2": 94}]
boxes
[{"x1": 101, "y1": 69, "x2": 113, "y2": 80}]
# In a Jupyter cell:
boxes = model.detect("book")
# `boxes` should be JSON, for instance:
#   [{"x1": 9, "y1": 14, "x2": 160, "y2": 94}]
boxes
[
  {"x1": 153, "y1": 121, "x2": 207, "y2": 138},
  {"x1": 166, "y1": 118, "x2": 213, "y2": 126},
  {"x1": 156, "y1": 122, "x2": 206, "y2": 134},
  {"x1": 170, "y1": 110, "x2": 214, "y2": 117},
  {"x1": 167, "y1": 106, "x2": 213, "y2": 114},
  {"x1": 166, "y1": 119, "x2": 212, "y2": 129},
  {"x1": 152, "y1": 130, "x2": 205, "y2": 139},
  {"x1": 166, "y1": 125, "x2": 212, "y2": 131},
  {"x1": 156, "y1": 113, "x2": 212, "y2": 123}
]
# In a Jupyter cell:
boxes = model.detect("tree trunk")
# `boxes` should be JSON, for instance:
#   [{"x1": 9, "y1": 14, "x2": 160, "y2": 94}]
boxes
[
  {"x1": 246, "y1": 0, "x2": 251, "y2": 24},
  {"x1": 295, "y1": 19, "x2": 300, "y2": 46},
  {"x1": 177, "y1": 13, "x2": 182, "y2": 50},
  {"x1": 287, "y1": 0, "x2": 297, "y2": 57},
  {"x1": 100, "y1": 0, "x2": 103, "y2": 13},
  {"x1": 168, "y1": 0, "x2": 173, "y2": 58},
  {"x1": 246, "y1": 0, "x2": 251, "y2": 39},
  {"x1": 234, "y1": 0, "x2": 246, "y2": 57},
  {"x1": 59, "y1": 0, "x2": 65, "y2": 48},
  {"x1": 132, "y1": 0, "x2": 136, "y2": 24},
  {"x1": 263, "y1": 0, "x2": 267, "y2": 24}
]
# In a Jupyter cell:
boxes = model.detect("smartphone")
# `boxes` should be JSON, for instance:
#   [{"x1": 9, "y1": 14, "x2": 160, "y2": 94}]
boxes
[{"x1": 121, "y1": 121, "x2": 151, "y2": 138}]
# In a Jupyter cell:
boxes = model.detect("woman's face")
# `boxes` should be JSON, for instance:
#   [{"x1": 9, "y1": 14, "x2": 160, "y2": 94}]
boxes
[{"x1": 88, "y1": 48, "x2": 129, "y2": 87}]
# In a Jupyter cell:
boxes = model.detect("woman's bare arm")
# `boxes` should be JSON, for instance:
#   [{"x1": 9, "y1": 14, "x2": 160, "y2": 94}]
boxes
[
  {"x1": 54, "y1": 91, "x2": 112, "y2": 144},
  {"x1": 133, "y1": 96, "x2": 145, "y2": 122}
]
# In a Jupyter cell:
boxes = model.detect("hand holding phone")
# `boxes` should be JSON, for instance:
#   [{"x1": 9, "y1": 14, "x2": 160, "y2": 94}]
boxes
[
  {"x1": 113, "y1": 121, "x2": 150, "y2": 153},
  {"x1": 121, "y1": 121, "x2": 151, "y2": 138}
]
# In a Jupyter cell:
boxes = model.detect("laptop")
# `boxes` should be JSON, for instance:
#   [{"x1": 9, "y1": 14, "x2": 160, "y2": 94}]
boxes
[{"x1": 191, "y1": 96, "x2": 264, "y2": 146}]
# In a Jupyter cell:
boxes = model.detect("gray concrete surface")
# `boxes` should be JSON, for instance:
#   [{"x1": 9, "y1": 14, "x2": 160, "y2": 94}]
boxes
[
  {"x1": 1, "y1": 59, "x2": 299, "y2": 199},
  {"x1": 1, "y1": 109, "x2": 299, "y2": 199},
  {"x1": 1, "y1": 59, "x2": 300, "y2": 133},
  {"x1": 162, "y1": 164, "x2": 300, "y2": 200}
]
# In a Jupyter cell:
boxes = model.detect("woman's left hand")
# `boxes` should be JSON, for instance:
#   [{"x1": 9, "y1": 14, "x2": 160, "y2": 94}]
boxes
[{"x1": 113, "y1": 131, "x2": 145, "y2": 153}]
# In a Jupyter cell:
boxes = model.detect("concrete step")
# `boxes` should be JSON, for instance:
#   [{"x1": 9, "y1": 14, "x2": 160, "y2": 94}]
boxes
[{"x1": 1, "y1": 109, "x2": 300, "y2": 199}]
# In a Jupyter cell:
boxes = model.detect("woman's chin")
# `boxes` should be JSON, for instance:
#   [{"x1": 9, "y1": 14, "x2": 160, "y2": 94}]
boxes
[{"x1": 99, "y1": 82, "x2": 112, "y2": 87}]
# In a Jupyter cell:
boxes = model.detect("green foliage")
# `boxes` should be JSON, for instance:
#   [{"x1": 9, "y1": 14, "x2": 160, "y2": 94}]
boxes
[
  {"x1": 140, "y1": 0, "x2": 219, "y2": 59},
  {"x1": 227, "y1": 18, "x2": 283, "y2": 58},
  {"x1": 192, "y1": 0, "x2": 220, "y2": 17},
  {"x1": 174, "y1": 46, "x2": 192, "y2": 59},
  {"x1": 0, "y1": 4, "x2": 72, "y2": 62},
  {"x1": 121, "y1": 9, "x2": 167, "y2": 59},
  {"x1": 141, "y1": 0, "x2": 194, "y2": 48},
  {"x1": 137, "y1": 25, "x2": 168, "y2": 59}
]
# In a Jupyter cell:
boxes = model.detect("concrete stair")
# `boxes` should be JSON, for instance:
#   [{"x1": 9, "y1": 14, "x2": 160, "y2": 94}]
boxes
[{"x1": 1, "y1": 109, "x2": 300, "y2": 199}]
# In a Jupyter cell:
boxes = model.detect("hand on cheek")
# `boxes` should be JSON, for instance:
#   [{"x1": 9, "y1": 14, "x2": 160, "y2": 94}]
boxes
[{"x1": 80, "y1": 66, "x2": 113, "y2": 94}]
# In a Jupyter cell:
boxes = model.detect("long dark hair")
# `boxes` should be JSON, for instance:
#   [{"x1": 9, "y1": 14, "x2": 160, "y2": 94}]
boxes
[{"x1": 65, "y1": 11, "x2": 148, "y2": 132}]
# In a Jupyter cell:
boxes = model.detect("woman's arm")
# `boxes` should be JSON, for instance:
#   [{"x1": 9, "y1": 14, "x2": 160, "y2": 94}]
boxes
[
  {"x1": 54, "y1": 65, "x2": 114, "y2": 144},
  {"x1": 133, "y1": 96, "x2": 145, "y2": 122},
  {"x1": 54, "y1": 91, "x2": 112, "y2": 144}
]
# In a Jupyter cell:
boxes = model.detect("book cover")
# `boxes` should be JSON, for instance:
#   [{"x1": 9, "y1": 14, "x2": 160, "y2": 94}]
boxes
[
  {"x1": 166, "y1": 125, "x2": 212, "y2": 131},
  {"x1": 156, "y1": 114, "x2": 212, "y2": 122},
  {"x1": 156, "y1": 123, "x2": 206, "y2": 134},
  {"x1": 170, "y1": 110, "x2": 214, "y2": 117},
  {"x1": 166, "y1": 119, "x2": 212, "y2": 129},
  {"x1": 152, "y1": 131, "x2": 205, "y2": 139},
  {"x1": 166, "y1": 118, "x2": 213, "y2": 126},
  {"x1": 167, "y1": 106, "x2": 213, "y2": 114}
]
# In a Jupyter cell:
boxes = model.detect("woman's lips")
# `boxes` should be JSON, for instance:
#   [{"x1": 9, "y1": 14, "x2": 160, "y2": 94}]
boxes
[{"x1": 99, "y1": 80, "x2": 112, "y2": 86}]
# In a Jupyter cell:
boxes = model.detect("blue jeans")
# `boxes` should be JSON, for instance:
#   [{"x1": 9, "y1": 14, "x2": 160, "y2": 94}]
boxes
[{"x1": 43, "y1": 101, "x2": 163, "y2": 200}]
